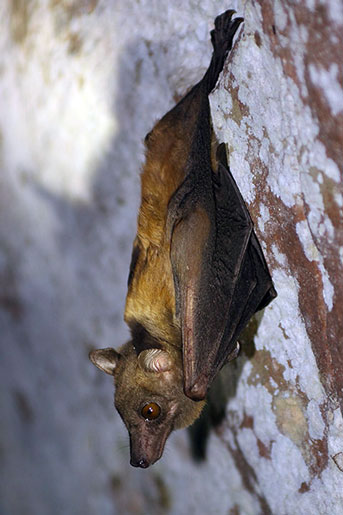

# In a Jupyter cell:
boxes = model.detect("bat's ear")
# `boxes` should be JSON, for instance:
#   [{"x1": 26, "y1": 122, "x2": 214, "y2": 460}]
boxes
[
  {"x1": 89, "y1": 348, "x2": 121, "y2": 376},
  {"x1": 138, "y1": 349, "x2": 173, "y2": 373}
]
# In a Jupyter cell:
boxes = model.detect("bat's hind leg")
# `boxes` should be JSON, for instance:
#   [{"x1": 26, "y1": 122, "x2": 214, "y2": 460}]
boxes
[{"x1": 205, "y1": 10, "x2": 243, "y2": 93}]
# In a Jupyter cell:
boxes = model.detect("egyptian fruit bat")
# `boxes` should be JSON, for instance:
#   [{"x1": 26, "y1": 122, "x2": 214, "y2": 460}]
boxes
[{"x1": 89, "y1": 10, "x2": 276, "y2": 468}]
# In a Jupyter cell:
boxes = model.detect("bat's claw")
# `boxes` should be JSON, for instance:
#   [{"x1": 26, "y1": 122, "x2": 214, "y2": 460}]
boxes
[
  {"x1": 184, "y1": 381, "x2": 207, "y2": 402},
  {"x1": 206, "y1": 10, "x2": 243, "y2": 93},
  {"x1": 226, "y1": 341, "x2": 241, "y2": 363},
  {"x1": 211, "y1": 9, "x2": 243, "y2": 54}
]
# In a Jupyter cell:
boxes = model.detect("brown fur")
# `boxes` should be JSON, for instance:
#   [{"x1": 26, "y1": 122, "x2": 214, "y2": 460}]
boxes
[
  {"x1": 124, "y1": 113, "x2": 197, "y2": 342},
  {"x1": 89, "y1": 10, "x2": 247, "y2": 468},
  {"x1": 91, "y1": 107, "x2": 208, "y2": 467}
]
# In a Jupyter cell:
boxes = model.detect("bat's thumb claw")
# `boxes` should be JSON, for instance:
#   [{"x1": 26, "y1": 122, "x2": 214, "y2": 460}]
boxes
[
  {"x1": 184, "y1": 381, "x2": 207, "y2": 401},
  {"x1": 226, "y1": 341, "x2": 241, "y2": 363}
]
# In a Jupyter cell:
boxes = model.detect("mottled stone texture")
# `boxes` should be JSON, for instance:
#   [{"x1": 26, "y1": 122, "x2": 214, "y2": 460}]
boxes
[
  {"x1": 260, "y1": 0, "x2": 343, "y2": 415},
  {"x1": 0, "y1": 1, "x2": 342, "y2": 514},
  {"x1": 209, "y1": 1, "x2": 343, "y2": 512}
]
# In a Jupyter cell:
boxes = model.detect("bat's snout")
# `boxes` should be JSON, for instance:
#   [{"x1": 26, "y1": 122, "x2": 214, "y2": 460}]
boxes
[
  {"x1": 129, "y1": 428, "x2": 170, "y2": 469},
  {"x1": 130, "y1": 449, "x2": 160, "y2": 469},
  {"x1": 130, "y1": 457, "x2": 150, "y2": 468}
]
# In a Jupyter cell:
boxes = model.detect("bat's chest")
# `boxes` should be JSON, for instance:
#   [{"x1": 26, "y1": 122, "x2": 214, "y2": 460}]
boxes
[{"x1": 124, "y1": 245, "x2": 180, "y2": 346}]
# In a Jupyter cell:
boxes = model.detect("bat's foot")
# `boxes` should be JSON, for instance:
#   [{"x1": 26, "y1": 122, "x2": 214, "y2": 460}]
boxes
[
  {"x1": 205, "y1": 10, "x2": 243, "y2": 93},
  {"x1": 210, "y1": 10, "x2": 243, "y2": 58}
]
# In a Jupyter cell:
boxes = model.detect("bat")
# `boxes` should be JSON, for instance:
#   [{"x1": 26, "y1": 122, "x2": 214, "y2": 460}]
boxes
[{"x1": 89, "y1": 10, "x2": 276, "y2": 468}]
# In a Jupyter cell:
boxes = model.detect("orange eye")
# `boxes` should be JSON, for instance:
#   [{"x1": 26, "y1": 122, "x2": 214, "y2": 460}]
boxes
[{"x1": 141, "y1": 402, "x2": 161, "y2": 421}]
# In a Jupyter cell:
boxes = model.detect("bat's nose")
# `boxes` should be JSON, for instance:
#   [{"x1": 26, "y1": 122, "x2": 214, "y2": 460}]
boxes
[
  {"x1": 130, "y1": 457, "x2": 150, "y2": 468},
  {"x1": 129, "y1": 429, "x2": 169, "y2": 468}
]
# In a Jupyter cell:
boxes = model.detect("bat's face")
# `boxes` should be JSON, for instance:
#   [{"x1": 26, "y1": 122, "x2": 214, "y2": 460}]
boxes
[{"x1": 89, "y1": 345, "x2": 204, "y2": 468}]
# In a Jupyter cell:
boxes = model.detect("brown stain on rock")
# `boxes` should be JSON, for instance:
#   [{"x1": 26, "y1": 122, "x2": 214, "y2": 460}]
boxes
[
  {"x1": 257, "y1": 438, "x2": 272, "y2": 460},
  {"x1": 299, "y1": 481, "x2": 310, "y2": 493},
  {"x1": 211, "y1": 0, "x2": 342, "y2": 502},
  {"x1": 254, "y1": 31, "x2": 262, "y2": 48},
  {"x1": 246, "y1": 347, "x2": 329, "y2": 479},
  {"x1": 240, "y1": 414, "x2": 254, "y2": 430},
  {"x1": 50, "y1": 0, "x2": 99, "y2": 17},
  {"x1": 274, "y1": 395, "x2": 307, "y2": 446},
  {"x1": 10, "y1": 0, "x2": 31, "y2": 44},
  {"x1": 253, "y1": 2, "x2": 343, "y2": 414},
  {"x1": 68, "y1": 32, "x2": 83, "y2": 54},
  {"x1": 227, "y1": 438, "x2": 273, "y2": 515},
  {"x1": 230, "y1": 84, "x2": 341, "y2": 409}
]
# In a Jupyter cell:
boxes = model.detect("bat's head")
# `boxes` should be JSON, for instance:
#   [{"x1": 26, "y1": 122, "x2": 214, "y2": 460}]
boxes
[{"x1": 89, "y1": 344, "x2": 204, "y2": 468}]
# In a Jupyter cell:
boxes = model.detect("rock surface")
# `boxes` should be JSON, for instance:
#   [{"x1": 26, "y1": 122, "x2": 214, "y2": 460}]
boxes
[{"x1": 1, "y1": 1, "x2": 342, "y2": 514}]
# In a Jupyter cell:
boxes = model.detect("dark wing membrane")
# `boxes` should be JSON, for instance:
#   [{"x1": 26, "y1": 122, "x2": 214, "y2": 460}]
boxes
[
  {"x1": 169, "y1": 160, "x2": 253, "y2": 400},
  {"x1": 169, "y1": 148, "x2": 276, "y2": 401},
  {"x1": 213, "y1": 227, "x2": 276, "y2": 373},
  {"x1": 215, "y1": 143, "x2": 276, "y2": 314},
  {"x1": 249, "y1": 231, "x2": 277, "y2": 311}
]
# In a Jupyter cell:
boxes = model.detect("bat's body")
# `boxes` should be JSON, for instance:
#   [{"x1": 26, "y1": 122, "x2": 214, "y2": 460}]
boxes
[{"x1": 90, "y1": 11, "x2": 276, "y2": 468}]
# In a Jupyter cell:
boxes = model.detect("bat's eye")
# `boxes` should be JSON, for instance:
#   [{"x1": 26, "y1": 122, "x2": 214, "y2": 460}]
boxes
[{"x1": 141, "y1": 402, "x2": 161, "y2": 421}]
